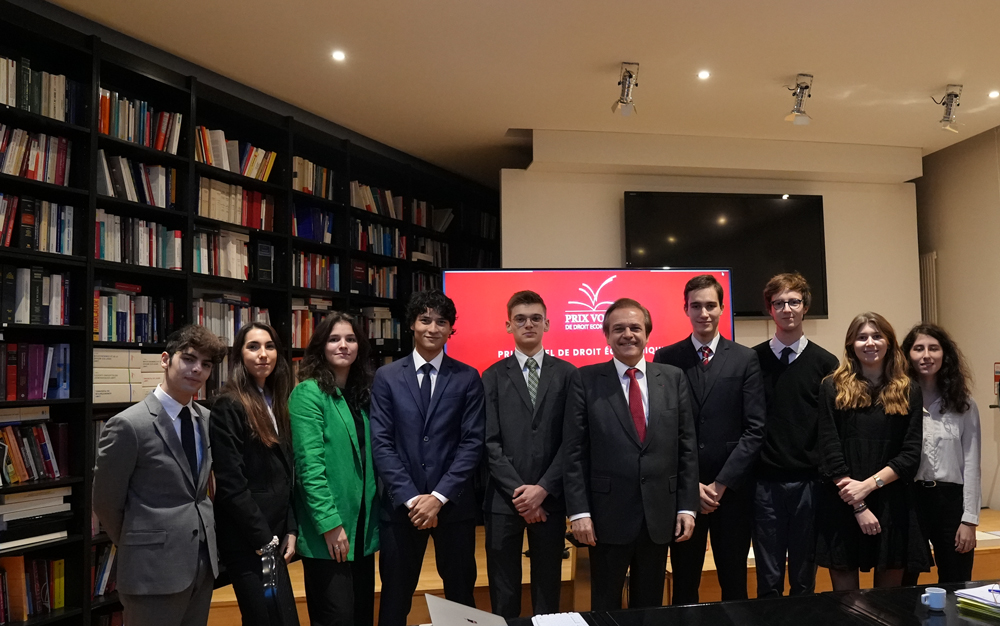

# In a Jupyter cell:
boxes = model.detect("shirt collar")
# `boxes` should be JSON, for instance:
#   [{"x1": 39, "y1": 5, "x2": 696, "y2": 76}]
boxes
[
  {"x1": 770, "y1": 335, "x2": 808, "y2": 356},
  {"x1": 691, "y1": 333, "x2": 721, "y2": 354},
  {"x1": 153, "y1": 384, "x2": 197, "y2": 420},
  {"x1": 514, "y1": 346, "x2": 544, "y2": 370},
  {"x1": 412, "y1": 350, "x2": 444, "y2": 373},
  {"x1": 613, "y1": 357, "x2": 647, "y2": 379}
]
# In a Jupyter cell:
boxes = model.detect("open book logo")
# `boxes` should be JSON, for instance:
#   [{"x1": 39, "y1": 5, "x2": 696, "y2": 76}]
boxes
[{"x1": 568, "y1": 275, "x2": 616, "y2": 313}]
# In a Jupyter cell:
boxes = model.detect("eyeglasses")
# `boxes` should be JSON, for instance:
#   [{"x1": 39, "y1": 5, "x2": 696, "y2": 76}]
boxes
[
  {"x1": 512, "y1": 315, "x2": 545, "y2": 327},
  {"x1": 771, "y1": 299, "x2": 804, "y2": 311}
]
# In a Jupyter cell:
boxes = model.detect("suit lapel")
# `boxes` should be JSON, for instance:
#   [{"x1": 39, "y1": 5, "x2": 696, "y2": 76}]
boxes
[
  {"x1": 194, "y1": 403, "x2": 212, "y2": 492},
  {"x1": 701, "y1": 337, "x2": 731, "y2": 401},
  {"x1": 603, "y1": 361, "x2": 640, "y2": 448},
  {"x1": 426, "y1": 355, "x2": 454, "y2": 421},
  {"x1": 678, "y1": 338, "x2": 706, "y2": 407},
  {"x1": 505, "y1": 356, "x2": 533, "y2": 414},
  {"x1": 531, "y1": 354, "x2": 553, "y2": 424},
  {"x1": 643, "y1": 366, "x2": 664, "y2": 451},
  {"x1": 334, "y1": 393, "x2": 361, "y2": 460},
  {"x1": 148, "y1": 395, "x2": 197, "y2": 491},
  {"x1": 402, "y1": 356, "x2": 425, "y2": 420}
]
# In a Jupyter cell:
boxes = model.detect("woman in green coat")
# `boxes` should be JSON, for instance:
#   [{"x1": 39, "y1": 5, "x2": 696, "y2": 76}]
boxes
[{"x1": 290, "y1": 312, "x2": 379, "y2": 626}]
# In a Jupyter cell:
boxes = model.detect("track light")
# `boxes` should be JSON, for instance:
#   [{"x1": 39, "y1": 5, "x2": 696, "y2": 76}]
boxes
[
  {"x1": 612, "y1": 62, "x2": 639, "y2": 116},
  {"x1": 784, "y1": 74, "x2": 813, "y2": 125},
  {"x1": 932, "y1": 84, "x2": 963, "y2": 133}
]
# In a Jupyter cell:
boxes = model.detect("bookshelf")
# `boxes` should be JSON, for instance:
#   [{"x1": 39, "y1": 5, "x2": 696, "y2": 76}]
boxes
[{"x1": 0, "y1": 1, "x2": 499, "y2": 623}]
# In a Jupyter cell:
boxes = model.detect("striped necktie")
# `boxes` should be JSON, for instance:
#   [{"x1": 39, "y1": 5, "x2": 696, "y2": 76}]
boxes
[{"x1": 526, "y1": 357, "x2": 539, "y2": 406}]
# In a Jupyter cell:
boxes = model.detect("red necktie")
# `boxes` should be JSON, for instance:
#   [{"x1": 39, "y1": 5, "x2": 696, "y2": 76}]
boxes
[
  {"x1": 626, "y1": 368, "x2": 646, "y2": 443},
  {"x1": 699, "y1": 345, "x2": 713, "y2": 366}
]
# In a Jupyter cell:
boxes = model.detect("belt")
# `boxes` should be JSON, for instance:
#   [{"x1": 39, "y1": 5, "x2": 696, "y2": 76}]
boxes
[{"x1": 915, "y1": 480, "x2": 938, "y2": 488}]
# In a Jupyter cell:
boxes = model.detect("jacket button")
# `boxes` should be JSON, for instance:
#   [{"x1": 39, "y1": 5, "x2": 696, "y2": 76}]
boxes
[
  {"x1": 423, "y1": 436, "x2": 429, "y2": 442},
  {"x1": 641, "y1": 477, "x2": 647, "y2": 484},
  {"x1": 699, "y1": 443, "x2": 705, "y2": 449},
  {"x1": 193, "y1": 529, "x2": 198, "y2": 536}
]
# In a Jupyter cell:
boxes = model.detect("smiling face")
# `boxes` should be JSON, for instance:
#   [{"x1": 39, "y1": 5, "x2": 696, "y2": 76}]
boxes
[
  {"x1": 604, "y1": 306, "x2": 648, "y2": 367},
  {"x1": 853, "y1": 322, "x2": 889, "y2": 373},
  {"x1": 160, "y1": 347, "x2": 215, "y2": 402},
  {"x1": 241, "y1": 327, "x2": 277, "y2": 388},
  {"x1": 325, "y1": 320, "x2": 359, "y2": 378},
  {"x1": 909, "y1": 333, "x2": 943, "y2": 382},
  {"x1": 506, "y1": 303, "x2": 549, "y2": 355},
  {"x1": 411, "y1": 308, "x2": 453, "y2": 359},
  {"x1": 769, "y1": 288, "x2": 808, "y2": 335},
  {"x1": 684, "y1": 287, "x2": 723, "y2": 343}
]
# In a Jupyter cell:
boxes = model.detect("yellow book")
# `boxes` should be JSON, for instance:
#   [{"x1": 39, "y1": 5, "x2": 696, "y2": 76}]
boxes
[
  {"x1": 261, "y1": 151, "x2": 277, "y2": 183},
  {"x1": 49, "y1": 559, "x2": 64, "y2": 609}
]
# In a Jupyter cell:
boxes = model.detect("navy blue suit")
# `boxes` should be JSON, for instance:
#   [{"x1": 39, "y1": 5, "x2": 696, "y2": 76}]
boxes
[{"x1": 370, "y1": 352, "x2": 485, "y2": 626}]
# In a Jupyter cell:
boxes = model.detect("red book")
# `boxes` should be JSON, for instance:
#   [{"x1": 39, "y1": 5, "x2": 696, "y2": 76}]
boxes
[
  {"x1": 99, "y1": 91, "x2": 109, "y2": 134},
  {"x1": 250, "y1": 192, "x2": 262, "y2": 230},
  {"x1": 3, "y1": 196, "x2": 19, "y2": 248},
  {"x1": 4, "y1": 343, "x2": 15, "y2": 401},
  {"x1": 54, "y1": 138, "x2": 66, "y2": 187},
  {"x1": 113, "y1": 282, "x2": 142, "y2": 293},
  {"x1": 15, "y1": 344, "x2": 27, "y2": 401},
  {"x1": 26, "y1": 344, "x2": 44, "y2": 401},
  {"x1": 153, "y1": 113, "x2": 168, "y2": 152}
]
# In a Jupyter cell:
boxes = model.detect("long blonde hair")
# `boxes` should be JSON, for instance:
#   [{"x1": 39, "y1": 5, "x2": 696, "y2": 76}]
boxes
[{"x1": 829, "y1": 312, "x2": 911, "y2": 415}]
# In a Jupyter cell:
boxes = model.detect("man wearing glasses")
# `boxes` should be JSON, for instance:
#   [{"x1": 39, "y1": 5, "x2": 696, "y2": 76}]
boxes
[
  {"x1": 482, "y1": 290, "x2": 584, "y2": 617},
  {"x1": 751, "y1": 273, "x2": 839, "y2": 597}
]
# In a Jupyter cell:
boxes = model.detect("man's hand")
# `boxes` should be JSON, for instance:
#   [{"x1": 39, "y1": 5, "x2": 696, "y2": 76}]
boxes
[
  {"x1": 571, "y1": 518, "x2": 596, "y2": 546},
  {"x1": 280, "y1": 533, "x2": 297, "y2": 563},
  {"x1": 524, "y1": 506, "x2": 548, "y2": 524},
  {"x1": 837, "y1": 477, "x2": 874, "y2": 507},
  {"x1": 323, "y1": 525, "x2": 349, "y2": 562},
  {"x1": 408, "y1": 494, "x2": 443, "y2": 530},
  {"x1": 513, "y1": 484, "x2": 548, "y2": 515},
  {"x1": 699, "y1": 482, "x2": 724, "y2": 514},
  {"x1": 675, "y1": 512, "x2": 695, "y2": 542}
]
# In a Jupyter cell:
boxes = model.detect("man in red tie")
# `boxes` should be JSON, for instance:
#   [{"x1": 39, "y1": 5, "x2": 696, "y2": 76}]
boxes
[{"x1": 564, "y1": 298, "x2": 699, "y2": 611}]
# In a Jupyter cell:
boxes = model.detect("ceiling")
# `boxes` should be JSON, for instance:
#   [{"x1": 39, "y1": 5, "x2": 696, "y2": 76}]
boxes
[{"x1": 47, "y1": 0, "x2": 1000, "y2": 188}]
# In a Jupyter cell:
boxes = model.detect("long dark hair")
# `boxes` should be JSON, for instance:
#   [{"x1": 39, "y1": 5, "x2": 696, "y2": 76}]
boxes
[
  {"x1": 221, "y1": 322, "x2": 292, "y2": 447},
  {"x1": 901, "y1": 323, "x2": 972, "y2": 414},
  {"x1": 297, "y1": 312, "x2": 373, "y2": 411}
]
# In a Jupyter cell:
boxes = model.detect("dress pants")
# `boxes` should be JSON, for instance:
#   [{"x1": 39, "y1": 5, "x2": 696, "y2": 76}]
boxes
[
  {"x1": 484, "y1": 511, "x2": 565, "y2": 618},
  {"x1": 752, "y1": 478, "x2": 819, "y2": 597},
  {"x1": 222, "y1": 552, "x2": 275, "y2": 626},
  {"x1": 377, "y1": 519, "x2": 477, "y2": 626},
  {"x1": 902, "y1": 482, "x2": 975, "y2": 585},
  {"x1": 670, "y1": 486, "x2": 752, "y2": 605},
  {"x1": 589, "y1": 520, "x2": 668, "y2": 612},
  {"x1": 301, "y1": 553, "x2": 376, "y2": 626},
  {"x1": 119, "y1": 543, "x2": 215, "y2": 626}
]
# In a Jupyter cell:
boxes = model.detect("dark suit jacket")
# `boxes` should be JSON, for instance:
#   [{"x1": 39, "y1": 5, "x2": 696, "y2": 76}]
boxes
[
  {"x1": 370, "y1": 353, "x2": 486, "y2": 523},
  {"x1": 653, "y1": 335, "x2": 766, "y2": 491},
  {"x1": 209, "y1": 395, "x2": 296, "y2": 559},
  {"x1": 482, "y1": 352, "x2": 583, "y2": 515},
  {"x1": 564, "y1": 360, "x2": 699, "y2": 545}
]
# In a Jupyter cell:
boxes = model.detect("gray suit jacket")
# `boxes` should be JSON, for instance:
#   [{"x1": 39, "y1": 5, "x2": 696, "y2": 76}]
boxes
[{"x1": 92, "y1": 394, "x2": 218, "y2": 595}]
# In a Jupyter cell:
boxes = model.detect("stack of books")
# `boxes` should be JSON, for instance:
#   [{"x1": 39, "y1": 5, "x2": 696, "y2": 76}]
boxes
[
  {"x1": 352, "y1": 219, "x2": 405, "y2": 259},
  {"x1": 93, "y1": 281, "x2": 176, "y2": 344},
  {"x1": 1, "y1": 344, "x2": 70, "y2": 401},
  {"x1": 196, "y1": 178, "x2": 274, "y2": 230},
  {"x1": 2, "y1": 265, "x2": 71, "y2": 326},
  {"x1": 292, "y1": 252, "x2": 339, "y2": 292},
  {"x1": 94, "y1": 209, "x2": 183, "y2": 270},
  {"x1": 291, "y1": 297, "x2": 332, "y2": 348},
  {"x1": 957, "y1": 583, "x2": 1000, "y2": 620},
  {"x1": 96, "y1": 150, "x2": 178, "y2": 209},
  {"x1": 0, "y1": 56, "x2": 84, "y2": 123},
  {"x1": 91, "y1": 544, "x2": 117, "y2": 598},
  {"x1": 292, "y1": 206, "x2": 334, "y2": 243},
  {"x1": 360, "y1": 306, "x2": 400, "y2": 342},
  {"x1": 292, "y1": 157, "x2": 336, "y2": 200},
  {"x1": 92, "y1": 348, "x2": 159, "y2": 404},
  {"x1": 192, "y1": 228, "x2": 249, "y2": 280},
  {"x1": 98, "y1": 89, "x2": 183, "y2": 154},
  {"x1": 191, "y1": 293, "x2": 269, "y2": 348},
  {"x1": 0, "y1": 412, "x2": 68, "y2": 486},
  {"x1": 350, "y1": 181, "x2": 401, "y2": 219},
  {"x1": 0, "y1": 194, "x2": 75, "y2": 255},
  {"x1": 0, "y1": 554, "x2": 66, "y2": 621},
  {"x1": 194, "y1": 127, "x2": 277, "y2": 182},
  {"x1": 0, "y1": 126, "x2": 73, "y2": 186}
]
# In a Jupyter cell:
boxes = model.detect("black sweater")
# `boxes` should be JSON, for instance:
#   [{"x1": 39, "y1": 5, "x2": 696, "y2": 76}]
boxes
[{"x1": 753, "y1": 340, "x2": 839, "y2": 480}]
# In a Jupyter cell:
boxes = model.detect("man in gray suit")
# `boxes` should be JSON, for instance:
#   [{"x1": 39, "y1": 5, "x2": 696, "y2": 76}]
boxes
[
  {"x1": 483, "y1": 290, "x2": 584, "y2": 618},
  {"x1": 93, "y1": 325, "x2": 228, "y2": 626}
]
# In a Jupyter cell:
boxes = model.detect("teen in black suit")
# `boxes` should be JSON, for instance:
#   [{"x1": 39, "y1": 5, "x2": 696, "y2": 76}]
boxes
[
  {"x1": 565, "y1": 298, "x2": 699, "y2": 611},
  {"x1": 653, "y1": 275, "x2": 766, "y2": 605}
]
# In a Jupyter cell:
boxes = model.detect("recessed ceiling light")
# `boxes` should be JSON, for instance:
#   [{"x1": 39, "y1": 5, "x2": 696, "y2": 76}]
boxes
[
  {"x1": 991, "y1": 91, "x2": 999, "y2": 98},
  {"x1": 332, "y1": 50, "x2": 346, "y2": 62},
  {"x1": 782, "y1": 194, "x2": 789, "y2": 199},
  {"x1": 698, "y1": 70, "x2": 710, "y2": 80},
  {"x1": 667, "y1": 235, "x2": 677, "y2": 244},
  {"x1": 717, "y1": 215, "x2": 727, "y2": 225}
]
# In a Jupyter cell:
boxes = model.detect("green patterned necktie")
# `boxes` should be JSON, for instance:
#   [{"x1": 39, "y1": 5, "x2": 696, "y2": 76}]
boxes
[{"x1": 526, "y1": 357, "x2": 539, "y2": 406}]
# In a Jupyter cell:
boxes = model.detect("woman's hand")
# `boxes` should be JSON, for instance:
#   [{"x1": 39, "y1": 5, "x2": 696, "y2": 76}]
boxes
[
  {"x1": 837, "y1": 477, "x2": 874, "y2": 507},
  {"x1": 280, "y1": 534, "x2": 297, "y2": 563},
  {"x1": 855, "y1": 508, "x2": 881, "y2": 535},
  {"x1": 955, "y1": 523, "x2": 977, "y2": 554},
  {"x1": 323, "y1": 526, "x2": 350, "y2": 563}
]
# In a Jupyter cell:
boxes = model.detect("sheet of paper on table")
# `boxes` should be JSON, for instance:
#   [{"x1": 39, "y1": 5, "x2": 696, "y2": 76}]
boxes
[{"x1": 531, "y1": 613, "x2": 588, "y2": 626}]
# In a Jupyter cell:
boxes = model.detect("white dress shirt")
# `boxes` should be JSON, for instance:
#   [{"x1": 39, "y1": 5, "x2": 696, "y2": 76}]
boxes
[
  {"x1": 514, "y1": 346, "x2": 545, "y2": 385},
  {"x1": 914, "y1": 396, "x2": 982, "y2": 525},
  {"x1": 407, "y1": 350, "x2": 448, "y2": 508},
  {"x1": 691, "y1": 333, "x2": 722, "y2": 362},
  {"x1": 153, "y1": 385, "x2": 203, "y2": 469},
  {"x1": 769, "y1": 335, "x2": 808, "y2": 364}
]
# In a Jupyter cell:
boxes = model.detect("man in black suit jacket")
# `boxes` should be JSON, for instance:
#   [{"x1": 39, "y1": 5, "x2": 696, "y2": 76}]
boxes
[
  {"x1": 565, "y1": 298, "x2": 699, "y2": 611},
  {"x1": 483, "y1": 290, "x2": 584, "y2": 618},
  {"x1": 653, "y1": 274, "x2": 766, "y2": 604}
]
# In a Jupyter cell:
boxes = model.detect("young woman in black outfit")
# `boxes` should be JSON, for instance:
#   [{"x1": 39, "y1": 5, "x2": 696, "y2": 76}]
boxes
[{"x1": 210, "y1": 322, "x2": 297, "y2": 625}]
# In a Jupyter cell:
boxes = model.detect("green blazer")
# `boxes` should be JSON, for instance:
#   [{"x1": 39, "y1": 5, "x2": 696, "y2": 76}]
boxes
[{"x1": 289, "y1": 379, "x2": 379, "y2": 560}]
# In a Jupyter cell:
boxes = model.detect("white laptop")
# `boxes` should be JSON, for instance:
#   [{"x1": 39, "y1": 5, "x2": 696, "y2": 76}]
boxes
[{"x1": 425, "y1": 594, "x2": 508, "y2": 626}]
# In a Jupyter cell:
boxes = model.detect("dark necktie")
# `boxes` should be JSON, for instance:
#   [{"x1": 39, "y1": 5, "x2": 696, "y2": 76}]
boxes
[
  {"x1": 780, "y1": 346, "x2": 794, "y2": 365},
  {"x1": 419, "y1": 363, "x2": 434, "y2": 413},
  {"x1": 625, "y1": 368, "x2": 646, "y2": 443},
  {"x1": 179, "y1": 406, "x2": 199, "y2": 480},
  {"x1": 699, "y1": 345, "x2": 713, "y2": 366}
]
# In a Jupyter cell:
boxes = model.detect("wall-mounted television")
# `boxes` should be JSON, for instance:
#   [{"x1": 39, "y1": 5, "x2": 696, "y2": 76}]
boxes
[
  {"x1": 624, "y1": 192, "x2": 827, "y2": 318},
  {"x1": 442, "y1": 268, "x2": 733, "y2": 373}
]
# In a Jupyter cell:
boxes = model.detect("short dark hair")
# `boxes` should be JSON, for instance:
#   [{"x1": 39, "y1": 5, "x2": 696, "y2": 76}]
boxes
[
  {"x1": 164, "y1": 324, "x2": 227, "y2": 364},
  {"x1": 684, "y1": 274, "x2": 724, "y2": 308},
  {"x1": 506, "y1": 290, "x2": 546, "y2": 317},
  {"x1": 406, "y1": 289, "x2": 457, "y2": 327},
  {"x1": 762, "y1": 272, "x2": 812, "y2": 313},
  {"x1": 602, "y1": 298, "x2": 652, "y2": 335}
]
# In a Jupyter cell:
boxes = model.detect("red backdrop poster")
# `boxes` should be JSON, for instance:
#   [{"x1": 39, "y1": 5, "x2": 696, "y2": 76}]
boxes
[{"x1": 442, "y1": 269, "x2": 734, "y2": 373}]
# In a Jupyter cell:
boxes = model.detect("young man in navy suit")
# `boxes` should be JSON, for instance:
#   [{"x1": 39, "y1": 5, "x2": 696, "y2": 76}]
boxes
[
  {"x1": 370, "y1": 289, "x2": 485, "y2": 626},
  {"x1": 482, "y1": 290, "x2": 584, "y2": 618},
  {"x1": 653, "y1": 274, "x2": 766, "y2": 604}
]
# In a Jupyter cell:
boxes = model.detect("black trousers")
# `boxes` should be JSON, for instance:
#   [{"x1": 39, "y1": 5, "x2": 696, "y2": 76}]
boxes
[
  {"x1": 752, "y1": 478, "x2": 819, "y2": 597},
  {"x1": 484, "y1": 511, "x2": 565, "y2": 618},
  {"x1": 301, "y1": 553, "x2": 376, "y2": 626},
  {"x1": 669, "y1": 485, "x2": 752, "y2": 605},
  {"x1": 589, "y1": 520, "x2": 668, "y2": 612},
  {"x1": 223, "y1": 553, "x2": 275, "y2": 626},
  {"x1": 377, "y1": 519, "x2": 477, "y2": 626},
  {"x1": 902, "y1": 482, "x2": 975, "y2": 585}
]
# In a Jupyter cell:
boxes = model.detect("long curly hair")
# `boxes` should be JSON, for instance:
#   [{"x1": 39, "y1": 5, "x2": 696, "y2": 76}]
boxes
[
  {"x1": 220, "y1": 323, "x2": 292, "y2": 447},
  {"x1": 901, "y1": 323, "x2": 972, "y2": 414},
  {"x1": 829, "y1": 312, "x2": 911, "y2": 415},
  {"x1": 297, "y1": 312, "x2": 373, "y2": 411}
]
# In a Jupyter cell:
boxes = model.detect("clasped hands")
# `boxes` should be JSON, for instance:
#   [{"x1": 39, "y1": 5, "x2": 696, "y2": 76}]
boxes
[
  {"x1": 512, "y1": 484, "x2": 548, "y2": 524},
  {"x1": 408, "y1": 494, "x2": 443, "y2": 530},
  {"x1": 699, "y1": 481, "x2": 727, "y2": 514},
  {"x1": 835, "y1": 476, "x2": 880, "y2": 535}
]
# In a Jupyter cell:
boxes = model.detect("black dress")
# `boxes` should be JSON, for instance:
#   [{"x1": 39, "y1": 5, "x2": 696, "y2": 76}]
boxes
[{"x1": 815, "y1": 379, "x2": 931, "y2": 572}]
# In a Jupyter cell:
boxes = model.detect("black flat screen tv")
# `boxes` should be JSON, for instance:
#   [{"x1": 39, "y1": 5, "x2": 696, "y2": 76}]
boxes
[{"x1": 624, "y1": 191, "x2": 827, "y2": 318}]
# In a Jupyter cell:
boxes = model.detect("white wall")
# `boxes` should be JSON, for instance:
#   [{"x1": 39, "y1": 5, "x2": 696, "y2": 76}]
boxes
[{"x1": 916, "y1": 128, "x2": 1000, "y2": 509}]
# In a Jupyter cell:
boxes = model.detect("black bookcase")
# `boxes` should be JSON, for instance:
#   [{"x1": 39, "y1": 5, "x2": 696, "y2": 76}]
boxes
[{"x1": 0, "y1": 2, "x2": 499, "y2": 623}]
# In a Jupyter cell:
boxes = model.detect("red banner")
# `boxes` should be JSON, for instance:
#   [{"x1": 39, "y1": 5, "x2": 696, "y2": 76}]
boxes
[{"x1": 442, "y1": 269, "x2": 734, "y2": 373}]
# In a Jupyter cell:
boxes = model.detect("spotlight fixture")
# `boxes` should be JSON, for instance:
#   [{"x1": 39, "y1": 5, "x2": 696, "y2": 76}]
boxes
[
  {"x1": 784, "y1": 74, "x2": 813, "y2": 125},
  {"x1": 698, "y1": 70, "x2": 711, "y2": 80},
  {"x1": 932, "y1": 84, "x2": 962, "y2": 132},
  {"x1": 781, "y1": 194, "x2": 789, "y2": 200},
  {"x1": 612, "y1": 62, "x2": 639, "y2": 116},
  {"x1": 331, "y1": 50, "x2": 346, "y2": 62},
  {"x1": 991, "y1": 91, "x2": 1000, "y2": 99}
]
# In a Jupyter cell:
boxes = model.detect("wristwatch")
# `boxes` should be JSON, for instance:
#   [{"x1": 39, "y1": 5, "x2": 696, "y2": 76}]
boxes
[
  {"x1": 257, "y1": 535, "x2": 279, "y2": 555},
  {"x1": 873, "y1": 474, "x2": 885, "y2": 489}
]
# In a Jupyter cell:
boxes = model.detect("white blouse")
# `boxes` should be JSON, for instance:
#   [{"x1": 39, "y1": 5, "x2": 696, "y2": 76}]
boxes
[{"x1": 914, "y1": 396, "x2": 982, "y2": 525}]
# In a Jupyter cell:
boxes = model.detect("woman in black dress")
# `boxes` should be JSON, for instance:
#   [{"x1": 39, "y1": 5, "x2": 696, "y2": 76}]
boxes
[
  {"x1": 210, "y1": 322, "x2": 297, "y2": 625},
  {"x1": 816, "y1": 311, "x2": 928, "y2": 590}
]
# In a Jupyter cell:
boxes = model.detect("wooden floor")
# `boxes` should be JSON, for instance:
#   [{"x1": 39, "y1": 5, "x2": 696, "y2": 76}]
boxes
[{"x1": 208, "y1": 508, "x2": 1000, "y2": 624}]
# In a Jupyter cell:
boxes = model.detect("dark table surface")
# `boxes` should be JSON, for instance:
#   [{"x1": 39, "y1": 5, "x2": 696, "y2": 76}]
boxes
[{"x1": 507, "y1": 581, "x2": 1000, "y2": 626}]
